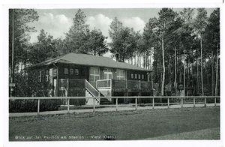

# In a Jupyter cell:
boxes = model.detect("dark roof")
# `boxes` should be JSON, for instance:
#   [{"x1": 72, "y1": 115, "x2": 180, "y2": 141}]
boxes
[{"x1": 28, "y1": 53, "x2": 151, "y2": 71}]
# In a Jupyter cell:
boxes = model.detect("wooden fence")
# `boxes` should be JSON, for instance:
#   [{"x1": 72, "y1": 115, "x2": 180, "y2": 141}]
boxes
[{"x1": 9, "y1": 96, "x2": 220, "y2": 115}]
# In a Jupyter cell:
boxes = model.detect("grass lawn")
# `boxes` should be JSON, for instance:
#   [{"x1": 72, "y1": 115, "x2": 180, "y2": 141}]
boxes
[{"x1": 9, "y1": 107, "x2": 220, "y2": 141}]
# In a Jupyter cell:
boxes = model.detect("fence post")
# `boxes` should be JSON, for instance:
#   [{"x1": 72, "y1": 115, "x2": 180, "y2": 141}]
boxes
[
  {"x1": 214, "y1": 97, "x2": 217, "y2": 107},
  {"x1": 167, "y1": 97, "x2": 170, "y2": 108},
  {"x1": 37, "y1": 99, "x2": 40, "y2": 115},
  {"x1": 181, "y1": 97, "x2": 183, "y2": 108},
  {"x1": 193, "y1": 97, "x2": 195, "y2": 108},
  {"x1": 93, "y1": 98, "x2": 95, "y2": 113},
  {"x1": 67, "y1": 98, "x2": 70, "y2": 113},
  {"x1": 116, "y1": 98, "x2": 118, "y2": 111},
  {"x1": 204, "y1": 97, "x2": 206, "y2": 107},
  {"x1": 135, "y1": 97, "x2": 138, "y2": 111},
  {"x1": 152, "y1": 97, "x2": 154, "y2": 109}
]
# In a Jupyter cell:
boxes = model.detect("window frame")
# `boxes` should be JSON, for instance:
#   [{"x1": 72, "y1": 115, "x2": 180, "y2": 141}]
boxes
[
  {"x1": 46, "y1": 70, "x2": 49, "y2": 82},
  {"x1": 117, "y1": 69, "x2": 125, "y2": 80},
  {"x1": 74, "y1": 69, "x2": 79, "y2": 75},
  {"x1": 64, "y1": 68, "x2": 68, "y2": 75},
  {"x1": 39, "y1": 71, "x2": 42, "y2": 82},
  {"x1": 70, "y1": 69, "x2": 74, "y2": 75},
  {"x1": 138, "y1": 74, "x2": 141, "y2": 79},
  {"x1": 131, "y1": 73, "x2": 134, "y2": 79},
  {"x1": 89, "y1": 67, "x2": 100, "y2": 82}
]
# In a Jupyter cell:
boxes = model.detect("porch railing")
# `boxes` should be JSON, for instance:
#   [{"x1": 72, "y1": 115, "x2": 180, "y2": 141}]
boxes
[
  {"x1": 96, "y1": 79, "x2": 112, "y2": 89},
  {"x1": 85, "y1": 79, "x2": 100, "y2": 97},
  {"x1": 96, "y1": 79, "x2": 152, "y2": 91}
]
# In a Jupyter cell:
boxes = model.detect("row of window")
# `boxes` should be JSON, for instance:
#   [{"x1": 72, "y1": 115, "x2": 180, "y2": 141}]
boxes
[
  {"x1": 39, "y1": 70, "x2": 49, "y2": 82},
  {"x1": 64, "y1": 68, "x2": 79, "y2": 75},
  {"x1": 38, "y1": 68, "x2": 79, "y2": 82},
  {"x1": 131, "y1": 73, "x2": 145, "y2": 80},
  {"x1": 38, "y1": 68, "x2": 145, "y2": 82}
]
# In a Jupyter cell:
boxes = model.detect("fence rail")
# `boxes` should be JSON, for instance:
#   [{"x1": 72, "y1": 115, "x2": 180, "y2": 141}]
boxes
[{"x1": 9, "y1": 96, "x2": 220, "y2": 115}]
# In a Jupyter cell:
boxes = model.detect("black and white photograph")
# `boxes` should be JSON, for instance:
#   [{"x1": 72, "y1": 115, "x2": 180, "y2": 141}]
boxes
[{"x1": 6, "y1": 6, "x2": 221, "y2": 142}]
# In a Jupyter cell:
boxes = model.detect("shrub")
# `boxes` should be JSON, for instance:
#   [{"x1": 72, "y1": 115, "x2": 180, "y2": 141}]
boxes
[{"x1": 9, "y1": 99, "x2": 62, "y2": 112}]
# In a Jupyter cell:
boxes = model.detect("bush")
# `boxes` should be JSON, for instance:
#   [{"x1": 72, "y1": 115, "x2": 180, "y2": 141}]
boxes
[
  {"x1": 9, "y1": 99, "x2": 37, "y2": 112},
  {"x1": 9, "y1": 99, "x2": 62, "y2": 112},
  {"x1": 70, "y1": 99, "x2": 86, "y2": 106},
  {"x1": 39, "y1": 99, "x2": 61, "y2": 111}
]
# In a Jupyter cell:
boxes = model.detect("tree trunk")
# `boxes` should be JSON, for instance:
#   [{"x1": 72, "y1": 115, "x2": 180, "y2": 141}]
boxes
[
  {"x1": 187, "y1": 58, "x2": 189, "y2": 96},
  {"x1": 137, "y1": 54, "x2": 139, "y2": 67},
  {"x1": 135, "y1": 54, "x2": 137, "y2": 66},
  {"x1": 215, "y1": 46, "x2": 219, "y2": 96},
  {"x1": 138, "y1": 54, "x2": 141, "y2": 67},
  {"x1": 149, "y1": 53, "x2": 152, "y2": 70},
  {"x1": 146, "y1": 52, "x2": 148, "y2": 69},
  {"x1": 211, "y1": 51, "x2": 214, "y2": 96},
  {"x1": 196, "y1": 57, "x2": 199, "y2": 95},
  {"x1": 143, "y1": 53, "x2": 146, "y2": 68},
  {"x1": 179, "y1": 55, "x2": 182, "y2": 83},
  {"x1": 200, "y1": 37, "x2": 204, "y2": 96},
  {"x1": 161, "y1": 37, "x2": 165, "y2": 96},
  {"x1": 174, "y1": 47, "x2": 177, "y2": 95},
  {"x1": 184, "y1": 60, "x2": 185, "y2": 96}
]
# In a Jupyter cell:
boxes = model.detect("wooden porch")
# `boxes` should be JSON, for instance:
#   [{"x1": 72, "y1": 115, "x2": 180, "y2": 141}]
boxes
[{"x1": 96, "y1": 79, "x2": 153, "y2": 93}]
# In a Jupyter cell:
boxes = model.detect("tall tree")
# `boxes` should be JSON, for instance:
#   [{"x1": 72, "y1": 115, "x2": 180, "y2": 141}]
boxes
[
  {"x1": 9, "y1": 9, "x2": 39, "y2": 73},
  {"x1": 166, "y1": 16, "x2": 184, "y2": 95},
  {"x1": 85, "y1": 29, "x2": 109, "y2": 56},
  {"x1": 64, "y1": 9, "x2": 90, "y2": 54},
  {"x1": 65, "y1": 9, "x2": 108, "y2": 56},
  {"x1": 157, "y1": 8, "x2": 177, "y2": 96},
  {"x1": 204, "y1": 8, "x2": 220, "y2": 96},
  {"x1": 28, "y1": 29, "x2": 56, "y2": 64},
  {"x1": 194, "y1": 8, "x2": 208, "y2": 96},
  {"x1": 109, "y1": 17, "x2": 137, "y2": 62},
  {"x1": 143, "y1": 18, "x2": 158, "y2": 70}
]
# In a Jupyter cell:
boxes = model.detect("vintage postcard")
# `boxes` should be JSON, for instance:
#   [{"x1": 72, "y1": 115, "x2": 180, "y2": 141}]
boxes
[{"x1": 1, "y1": 1, "x2": 223, "y2": 147}]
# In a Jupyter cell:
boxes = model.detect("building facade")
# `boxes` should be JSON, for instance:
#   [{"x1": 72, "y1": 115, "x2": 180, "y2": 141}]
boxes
[{"x1": 27, "y1": 53, "x2": 153, "y2": 105}]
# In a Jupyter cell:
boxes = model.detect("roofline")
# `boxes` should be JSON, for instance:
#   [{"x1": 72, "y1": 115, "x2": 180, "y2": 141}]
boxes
[
  {"x1": 26, "y1": 61, "x2": 152, "y2": 72},
  {"x1": 25, "y1": 53, "x2": 152, "y2": 72},
  {"x1": 55, "y1": 61, "x2": 152, "y2": 72}
]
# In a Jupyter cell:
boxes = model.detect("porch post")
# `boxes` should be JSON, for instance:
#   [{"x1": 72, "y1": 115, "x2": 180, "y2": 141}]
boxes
[
  {"x1": 56, "y1": 66, "x2": 59, "y2": 96},
  {"x1": 37, "y1": 99, "x2": 40, "y2": 115}
]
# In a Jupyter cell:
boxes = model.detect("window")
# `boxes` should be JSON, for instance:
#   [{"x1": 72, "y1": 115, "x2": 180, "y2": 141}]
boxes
[
  {"x1": 138, "y1": 74, "x2": 141, "y2": 79},
  {"x1": 131, "y1": 74, "x2": 134, "y2": 79},
  {"x1": 49, "y1": 68, "x2": 53, "y2": 77},
  {"x1": 39, "y1": 71, "x2": 42, "y2": 82},
  {"x1": 103, "y1": 69, "x2": 113, "y2": 80},
  {"x1": 90, "y1": 67, "x2": 99, "y2": 74},
  {"x1": 75, "y1": 69, "x2": 79, "y2": 75},
  {"x1": 64, "y1": 68, "x2": 68, "y2": 74},
  {"x1": 142, "y1": 74, "x2": 144, "y2": 80},
  {"x1": 117, "y1": 69, "x2": 125, "y2": 80},
  {"x1": 46, "y1": 70, "x2": 49, "y2": 81},
  {"x1": 135, "y1": 74, "x2": 137, "y2": 79},
  {"x1": 70, "y1": 69, "x2": 74, "y2": 75},
  {"x1": 53, "y1": 69, "x2": 57, "y2": 77},
  {"x1": 89, "y1": 67, "x2": 100, "y2": 82},
  {"x1": 49, "y1": 68, "x2": 53, "y2": 84}
]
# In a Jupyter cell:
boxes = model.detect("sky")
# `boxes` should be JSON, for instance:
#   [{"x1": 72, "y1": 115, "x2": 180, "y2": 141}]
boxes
[{"x1": 28, "y1": 8, "x2": 215, "y2": 44}]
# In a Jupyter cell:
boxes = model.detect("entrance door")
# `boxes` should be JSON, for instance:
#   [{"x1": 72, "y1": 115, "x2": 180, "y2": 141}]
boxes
[{"x1": 103, "y1": 69, "x2": 113, "y2": 87}]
